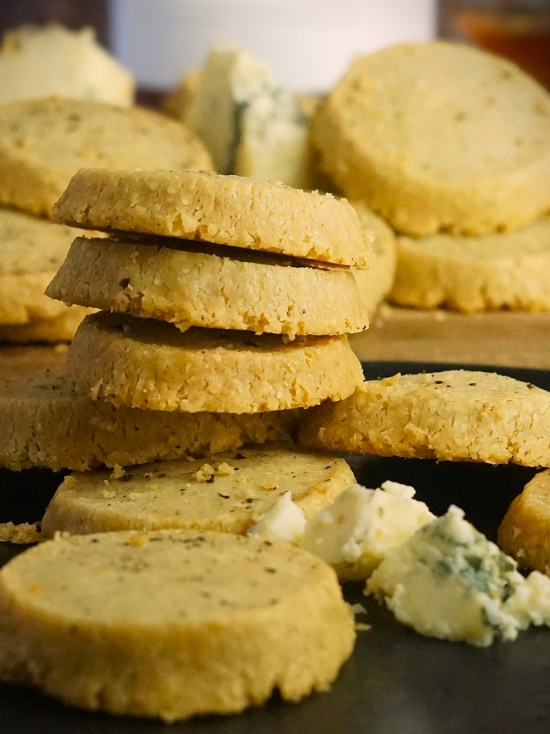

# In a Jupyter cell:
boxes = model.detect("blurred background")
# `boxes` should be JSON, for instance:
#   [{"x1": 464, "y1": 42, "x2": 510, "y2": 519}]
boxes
[{"x1": 0, "y1": 0, "x2": 548, "y2": 96}]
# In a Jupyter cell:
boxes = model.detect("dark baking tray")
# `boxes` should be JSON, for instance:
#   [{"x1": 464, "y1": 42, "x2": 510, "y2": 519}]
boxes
[{"x1": 0, "y1": 361, "x2": 549, "y2": 734}]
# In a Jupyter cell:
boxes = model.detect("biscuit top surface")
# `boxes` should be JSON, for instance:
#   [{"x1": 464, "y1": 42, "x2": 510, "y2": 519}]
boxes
[
  {"x1": 0, "y1": 208, "x2": 80, "y2": 276},
  {"x1": 53, "y1": 168, "x2": 372, "y2": 267},
  {"x1": 327, "y1": 42, "x2": 550, "y2": 186},
  {"x1": 0, "y1": 530, "x2": 336, "y2": 626},
  {"x1": 43, "y1": 444, "x2": 354, "y2": 536},
  {"x1": 0, "y1": 97, "x2": 213, "y2": 175},
  {"x1": 398, "y1": 216, "x2": 550, "y2": 259},
  {"x1": 358, "y1": 370, "x2": 550, "y2": 400}
]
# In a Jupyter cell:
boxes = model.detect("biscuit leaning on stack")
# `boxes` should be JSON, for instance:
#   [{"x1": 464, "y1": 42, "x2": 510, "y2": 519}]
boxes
[
  {"x1": 0, "y1": 96, "x2": 212, "y2": 343},
  {"x1": 42, "y1": 167, "x2": 372, "y2": 537}
]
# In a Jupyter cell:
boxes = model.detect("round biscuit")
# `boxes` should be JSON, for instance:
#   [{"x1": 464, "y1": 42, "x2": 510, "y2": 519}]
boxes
[
  {"x1": 0, "y1": 530, "x2": 355, "y2": 720},
  {"x1": 46, "y1": 236, "x2": 368, "y2": 337},
  {"x1": 53, "y1": 168, "x2": 372, "y2": 268},
  {"x1": 298, "y1": 370, "x2": 550, "y2": 466},
  {"x1": 67, "y1": 312, "x2": 364, "y2": 413},
  {"x1": 311, "y1": 42, "x2": 550, "y2": 236},
  {"x1": 0, "y1": 97, "x2": 213, "y2": 217},
  {"x1": 390, "y1": 217, "x2": 550, "y2": 312},
  {"x1": 498, "y1": 469, "x2": 550, "y2": 574},
  {"x1": 0, "y1": 369, "x2": 298, "y2": 471},
  {"x1": 0, "y1": 306, "x2": 91, "y2": 343},
  {"x1": 41, "y1": 444, "x2": 355, "y2": 537}
]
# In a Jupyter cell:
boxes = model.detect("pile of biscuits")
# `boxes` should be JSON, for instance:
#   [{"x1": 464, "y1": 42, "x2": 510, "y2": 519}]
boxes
[
  {"x1": 0, "y1": 95, "x2": 212, "y2": 343},
  {"x1": 48, "y1": 167, "x2": 370, "y2": 414},
  {"x1": 0, "y1": 167, "x2": 375, "y2": 720},
  {"x1": 311, "y1": 42, "x2": 550, "y2": 314}
]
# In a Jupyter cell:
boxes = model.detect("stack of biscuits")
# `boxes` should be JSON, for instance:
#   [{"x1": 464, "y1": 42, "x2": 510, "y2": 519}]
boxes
[
  {"x1": 0, "y1": 168, "x2": 374, "y2": 720},
  {"x1": 311, "y1": 42, "x2": 550, "y2": 314},
  {"x1": 28, "y1": 167, "x2": 372, "y2": 539},
  {"x1": 0, "y1": 95, "x2": 212, "y2": 343}
]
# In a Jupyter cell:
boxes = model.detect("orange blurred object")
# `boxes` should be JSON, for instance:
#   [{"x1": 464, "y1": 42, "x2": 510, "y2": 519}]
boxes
[{"x1": 454, "y1": 9, "x2": 550, "y2": 87}]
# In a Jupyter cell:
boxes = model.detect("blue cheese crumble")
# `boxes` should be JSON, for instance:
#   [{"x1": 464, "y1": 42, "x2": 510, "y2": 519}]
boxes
[
  {"x1": 367, "y1": 506, "x2": 550, "y2": 646},
  {"x1": 300, "y1": 482, "x2": 434, "y2": 580},
  {"x1": 247, "y1": 492, "x2": 306, "y2": 544}
]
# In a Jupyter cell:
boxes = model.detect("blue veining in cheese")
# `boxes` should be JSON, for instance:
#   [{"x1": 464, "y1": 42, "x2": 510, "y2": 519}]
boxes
[
  {"x1": 367, "y1": 505, "x2": 550, "y2": 646},
  {"x1": 184, "y1": 41, "x2": 309, "y2": 188}
]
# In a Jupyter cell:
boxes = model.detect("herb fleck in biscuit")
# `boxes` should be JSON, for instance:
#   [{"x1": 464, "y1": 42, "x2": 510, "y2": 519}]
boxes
[
  {"x1": 311, "y1": 42, "x2": 550, "y2": 236},
  {"x1": 0, "y1": 370, "x2": 298, "y2": 471},
  {"x1": 46, "y1": 236, "x2": 368, "y2": 337},
  {"x1": 42, "y1": 444, "x2": 355, "y2": 537},
  {"x1": 0, "y1": 530, "x2": 355, "y2": 720},
  {"x1": 390, "y1": 217, "x2": 550, "y2": 312},
  {"x1": 0, "y1": 97, "x2": 213, "y2": 217},
  {"x1": 298, "y1": 370, "x2": 550, "y2": 466},
  {"x1": 68, "y1": 312, "x2": 364, "y2": 413},
  {"x1": 53, "y1": 168, "x2": 372, "y2": 268}
]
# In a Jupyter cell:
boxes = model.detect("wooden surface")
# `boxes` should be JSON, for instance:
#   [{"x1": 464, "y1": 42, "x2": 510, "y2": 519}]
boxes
[
  {"x1": 351, "y1": 307, "x2": 550, "y2": 370},
  {"x1": 1, "y1": 308, "x2": 549, "y2": 382}
]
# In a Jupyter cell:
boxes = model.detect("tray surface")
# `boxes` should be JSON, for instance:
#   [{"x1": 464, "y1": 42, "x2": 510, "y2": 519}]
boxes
[{"x1": 0, "y1": 361, "x2": 549, "y2": 734}]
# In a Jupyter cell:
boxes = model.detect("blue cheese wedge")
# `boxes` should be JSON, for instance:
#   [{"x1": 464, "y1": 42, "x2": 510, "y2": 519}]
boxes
[
  {"x1": 184, "y1": 41, "x2": 310, "y2": 187},
  {"x1": 367, "y1": 506, "x2": 550, "y2": 647},
  {"x1": 300, "y1": 481, "x2": 434, "y2": 580}
]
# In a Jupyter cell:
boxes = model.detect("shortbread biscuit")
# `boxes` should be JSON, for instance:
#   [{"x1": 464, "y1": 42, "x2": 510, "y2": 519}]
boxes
[
  {"x1": 352, "y1": 205, "x2": 397, "y2": 314},
  {"x1": 68, "y1": 312, "x2": 364, "y2": 413},
  {"x1": 0, "y1": 306, "x2": 90, "y2": 343},
  {"x1": 0, "y1": 530, "x2": 355, "y2": 720},
  {"x1": 390, "y1": 217, "x2": 550, "y2": 312},
  {"x1": 46, "y1": 236, "x2": 368, "y2": 337},
  {"x1": 53, "y1": 169, "x2": 372, "y2": 268},
  {"x1": 499, "y1": 469, "x2": 550, "y2": 573},
  {"x1": 311, "y1": 42, "x2": 550, "y2": 236},
  {"x1": 0, "y1": 370, "x2": 298, "y2": 471},
  {"x1": 298, "y1": 370, "x2": 550, "y2": 466},
  {"x1": 0, "y1": 208, "x2": 84, "y2": 325},
  {"x1": 0, "y1": 97, "x2": 213, "y2": 217},
  {"x1": 41, "y1": 444, "x2": 355, "y2": 537}
]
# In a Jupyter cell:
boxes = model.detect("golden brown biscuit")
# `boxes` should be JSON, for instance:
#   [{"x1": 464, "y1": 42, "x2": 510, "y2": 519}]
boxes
[
  {"x1": 311, "y1": 42, "x2": 550, "y2": 236},
  {"x1": 0, "y1": 369, "x2": 298, "y2": 471},
  {"x1": 46, "y1": 236, "x2": 368, "y2": 337},
  {"x1": 298, "y1": 370, "x2": 550, "y2": 466},
  {"x1": 53, "y1": 168, "x2": 372, "y2": 268},
  {"x1": 67, "y1": 312, "x2": 364, "y2": 414},
  {"x1": 0, "y1": 97, "x2": 213, "y2": 216},
  {"x1": 41, "y1": 444, "x2": 355, "y2": 536},
  {"x1": 0, "y1": 530, "x2": 355, "y2": 720}
]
